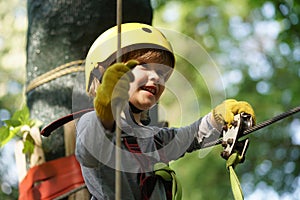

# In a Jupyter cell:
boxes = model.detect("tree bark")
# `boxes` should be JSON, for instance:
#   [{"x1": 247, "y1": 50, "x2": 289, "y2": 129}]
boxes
[
  {"x1": 25, "y1": 0, "x2": 153, "y2": 198},
  {"x1": 26, "y1": 0, "x2": 152, "y2": 160}
]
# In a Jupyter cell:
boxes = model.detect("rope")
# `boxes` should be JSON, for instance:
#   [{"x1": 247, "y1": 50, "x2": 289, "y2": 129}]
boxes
[
  {"x1": 115, "y1": 1, "x2": 123, "y2": 200},
  {"x1": 26, "y1": 60, "x2": 85, "y2": 93}
]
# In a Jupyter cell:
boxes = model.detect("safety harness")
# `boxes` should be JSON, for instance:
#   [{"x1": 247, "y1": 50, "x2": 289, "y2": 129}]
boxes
[
  {"x1": 123, "y1": 136, "x2": 182, "y2": 200},
  {"x1": 33, "y1": 106, "x2": 300, "y2": 200},
  {"x1": 38, "y1": 108, "x2": 182, "y2": 200},
  {"x1": 18, "y1": 155, "x2": 85, "y2": 200},
  {"x1": 18, "y1": 109, "x2": 93, "y2": 200}
]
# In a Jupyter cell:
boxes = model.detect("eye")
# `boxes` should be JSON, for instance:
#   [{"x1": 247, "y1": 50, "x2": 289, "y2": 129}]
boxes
[
  {"x1": 140, "y1": 63, "x2": 172, "y2": 81},
  {"x1": 138, "y1": 63, "x2": 149, "y2": 70},
  {"x1": 156, "y1": 69, "x2": 165, "y2": 77},
  {"x1": 156, "y1": 68, "x2": 172, "y2": 80}
]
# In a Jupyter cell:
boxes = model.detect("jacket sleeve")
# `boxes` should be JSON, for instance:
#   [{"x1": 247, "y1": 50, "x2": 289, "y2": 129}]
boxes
[
  {"x1": 155, "y1": 112, "x2": 221, "y2": 161},
  {"x1": 75, "y1": 111, "x2": 115, "y2": 168},
  {"x1": 193, "y1": 112, "x2": 222, "y2": 150}
]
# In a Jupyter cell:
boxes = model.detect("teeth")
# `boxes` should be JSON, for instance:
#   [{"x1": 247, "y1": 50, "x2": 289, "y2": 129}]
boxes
[{"x1": 142, "y1": 86, "x2": 156, "y2": 95}]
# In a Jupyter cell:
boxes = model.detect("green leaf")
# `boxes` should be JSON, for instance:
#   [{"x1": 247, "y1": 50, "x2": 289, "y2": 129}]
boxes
[
  {"x1": 11, "y1": 106, "x2": 30, "y2": 125},
  {"x1": 22, "y1": 133, "x2": 35, "y2": 155},
  {"x1": 4, "y1": 119, "x2": 21, "y2": 127},
  {"x1": 21, "y1": 109, "x2": 32, "y2": 125},
  {"x1": 0, "y1": 126, "x2": 21, "y2": 147},
  {"x1": 0, "y1": 126, "x2": 10, "y2": 145},
  {"x1": 0, "y1": 105, "x2": 41, "y2": 150}
]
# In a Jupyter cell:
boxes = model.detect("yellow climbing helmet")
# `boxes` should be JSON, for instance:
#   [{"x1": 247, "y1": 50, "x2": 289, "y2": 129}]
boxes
[{"x1": 85, "y1": 22, "x2": 174, "y2": 92}]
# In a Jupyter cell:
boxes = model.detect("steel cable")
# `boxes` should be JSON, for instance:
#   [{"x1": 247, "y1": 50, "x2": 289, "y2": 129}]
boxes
[{"x1": 202, "y1": 106, "x2": 300, "y2": 149}]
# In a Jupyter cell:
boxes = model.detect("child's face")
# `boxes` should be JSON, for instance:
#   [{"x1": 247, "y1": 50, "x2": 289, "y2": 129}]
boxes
[{"x1": 128, "y1": 62, "x2": 172, "y2": 111}]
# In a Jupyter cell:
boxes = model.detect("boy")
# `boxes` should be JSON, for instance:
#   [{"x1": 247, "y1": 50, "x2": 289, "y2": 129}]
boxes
[{"x1": 75, "y1": 23, "x2": 255, "y2": 200}]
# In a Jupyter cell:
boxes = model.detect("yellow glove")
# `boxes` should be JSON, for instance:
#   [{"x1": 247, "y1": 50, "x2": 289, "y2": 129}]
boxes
[
  {"x1": 212, "y1": 99, "x2": 256, "y2": 128},
  {"x1": 94, "y1": 60, "x2": 139, "y2": 121}
]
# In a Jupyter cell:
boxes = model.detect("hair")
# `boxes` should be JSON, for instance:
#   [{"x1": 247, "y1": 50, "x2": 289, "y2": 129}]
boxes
[{"x1": 120, "y1": 48, "x2": 174, "y2": 68}]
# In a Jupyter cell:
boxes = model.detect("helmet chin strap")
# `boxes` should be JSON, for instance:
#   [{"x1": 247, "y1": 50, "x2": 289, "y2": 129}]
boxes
[
  {"x1": 128, "y1": 102, "x2": 152, "y2": 126},
  {"x1": 129, "y1": 102, "x2": 143, "y2": 113}
]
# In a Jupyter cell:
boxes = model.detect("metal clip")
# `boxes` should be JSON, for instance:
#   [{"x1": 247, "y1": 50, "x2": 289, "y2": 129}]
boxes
[{"x1": 221, "y1": 113, "x2": 252, "y2": 160}]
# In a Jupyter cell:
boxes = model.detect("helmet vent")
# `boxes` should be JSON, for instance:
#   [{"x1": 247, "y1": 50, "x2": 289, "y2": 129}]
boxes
[{"x1": 142, "y1": 27, "x2": 152, "y2": 33}]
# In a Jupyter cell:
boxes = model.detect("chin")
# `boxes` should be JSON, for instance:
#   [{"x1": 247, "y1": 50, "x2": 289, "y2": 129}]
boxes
[
  {"x1": 130, "y1": 96, "x2": 158, "y2": 111},
  {"x1": 138, "y1": 101, "x2": 156, "y2": 111}
]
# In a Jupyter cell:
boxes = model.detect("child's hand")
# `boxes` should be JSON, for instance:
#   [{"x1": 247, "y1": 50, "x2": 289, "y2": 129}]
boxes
[
  {"x1": 94, "y1": 60, "x2": 139, "y2": 122},
  {"x1": 212, "y1": 99, "x2": 256, "y2": 129}
]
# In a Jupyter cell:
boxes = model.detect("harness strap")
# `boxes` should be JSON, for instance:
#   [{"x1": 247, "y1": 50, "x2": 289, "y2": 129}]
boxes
[
  {"x1": 18, "y1": 155, "x2": 85, "y2": 200},
  {"x1": 40, "y1": 108, "x2": 94, "y2": 137},
  {"x1": 226, "y1": 152, "x2": 244, "y2": 200},
  {"x1": 154, "y1": 163, "x2": 182, "y2": 200},
  {"x1": 123, "y1": 136, "x2": 178, "y2": 200},
  {"x1": 123, "y1": 137, "x2": 142, "y2": 153},
  {"x1": 123, "y1": 137, "x2": 154, "y2": 200}
]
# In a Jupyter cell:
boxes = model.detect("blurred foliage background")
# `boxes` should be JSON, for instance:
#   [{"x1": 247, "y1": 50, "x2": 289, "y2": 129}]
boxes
[
  {"x1": 0, "y1": 0, "x2": 26, "y2": 199},
  {"x1": 0, "y1": 0, "x2": 299, "y2": 199}
]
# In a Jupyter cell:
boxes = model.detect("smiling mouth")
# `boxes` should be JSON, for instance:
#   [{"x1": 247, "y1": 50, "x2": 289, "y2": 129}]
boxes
[{"x1": 140, "y1": 86, "x2": 157, "y2": 95}]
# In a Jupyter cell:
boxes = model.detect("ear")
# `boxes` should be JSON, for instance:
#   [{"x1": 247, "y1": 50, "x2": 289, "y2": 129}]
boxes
[
  {"x1": 92, "y1": 64, "x2": 106, "y2": 82},
  {"x1": 88, "y1": 77, "x2": 100, "y2": 97}
]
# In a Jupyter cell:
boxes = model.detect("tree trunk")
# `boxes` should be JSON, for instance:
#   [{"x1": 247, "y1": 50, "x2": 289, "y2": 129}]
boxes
[{"x1": 25, "y1": 0, "x2": 152, "y2": 198}]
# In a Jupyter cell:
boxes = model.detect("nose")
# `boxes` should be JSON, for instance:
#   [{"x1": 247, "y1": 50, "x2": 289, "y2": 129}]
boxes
[{"x1": 149, "y1": 70, "x2": 164, "y2": 85}]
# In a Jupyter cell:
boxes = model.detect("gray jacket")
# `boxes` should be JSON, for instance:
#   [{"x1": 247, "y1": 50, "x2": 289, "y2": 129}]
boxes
[{"x1": 75, "y1": 107, "x2": 219, "y2": 200}]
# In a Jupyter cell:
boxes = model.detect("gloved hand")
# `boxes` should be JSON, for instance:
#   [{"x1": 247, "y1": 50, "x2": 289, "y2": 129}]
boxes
[
  {"x1": 94, "y1": 60, "x2": 139, "y2": 122},
  {"x1": 212, "y1": 99, "x2": 256, "y2": 129}
]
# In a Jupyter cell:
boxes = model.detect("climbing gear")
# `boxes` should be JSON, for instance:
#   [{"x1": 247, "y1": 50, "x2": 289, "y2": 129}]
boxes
[
  {"x1": 94, "y1": 60, "x2": 138, "y2": 121},
  {"x1": 154, "y1": 163, "x2": 182, "y2": 200},
  {"x1": 123, "y1": 136, "x2": 180, "y2": 200},
  {"x1": 27, "y1": 109, "x2": 95, "y2": 200},
  {"x1": 85, "y1": 22, "x2": 175, "y2": 92},
  {"x1": 220, "y1": 113, "x2": 253, "y2": 200},
  {"x1": 18, "y1": 155, "x2": 85, "y2": 200},
  {"x1": 217, "y1": 107, "x2": 300, "y2": 200},
  {"x1": 220, "y1": 113, "x2": 252, "y2": 160},
  {"x1": 212, "y1": 99, "x2": 256, "y2": 129},
  {"x1": 41, "y1": 113, "x2": 179, "y2": 200},
  {"x1": 219, "y1": 106, "x2": 300, "y2": 199},
  {"x1": 202, "y1": 105, "x2": 300, "y2": 149},
  {"x1": 40, "y1": 104, "x2": 300, "y2": 199}
]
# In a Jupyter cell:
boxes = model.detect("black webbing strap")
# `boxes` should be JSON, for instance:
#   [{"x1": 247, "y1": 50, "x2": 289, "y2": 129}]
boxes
[{"x1": 41, "y1": 108, "x2": 94, "y2": 137}]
